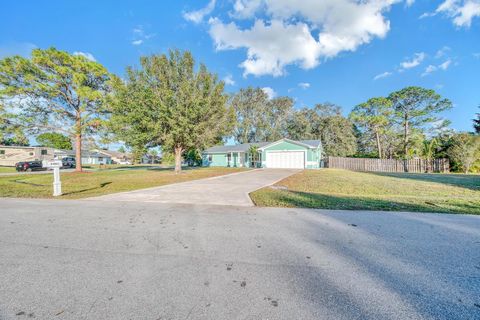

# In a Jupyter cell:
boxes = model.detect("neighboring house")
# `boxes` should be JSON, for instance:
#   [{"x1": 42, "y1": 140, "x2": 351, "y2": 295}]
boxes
[
  {"x1": 202, "y1": 138, "x2": 323, "y2": 169},
  {"x1": 140, "y1": 154, "x2": 161, "y2": 164},
  {"x1": 0, "y1": 145, "x2": 113, "y2": 166},
  {"x1": 0, "y1": 145, "x2": 56, "y2": 166},
  {"x1": 55, "y1": 149, "x2": 112, "y2": 165},
  {"x1": 92, "y1": 149, "x2": 131, "y2": 164}
]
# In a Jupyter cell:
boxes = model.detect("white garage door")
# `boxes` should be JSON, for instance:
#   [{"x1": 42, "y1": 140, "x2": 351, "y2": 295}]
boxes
[{"x1": 266, "y1": 151, "x2": 305, "y2": 169}]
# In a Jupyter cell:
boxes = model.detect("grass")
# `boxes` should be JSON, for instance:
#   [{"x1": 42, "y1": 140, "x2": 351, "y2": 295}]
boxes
[
  {"x1": 250, "y1": 169, "x2": 480, "y2": 215},
  {"x1": 0, "y1": 167, "x2": 248, "y2": 199},
  {"x1": 0, "y1": 167, "x2": 16, "y2": 173},
  {"x1": 83, "y1": 164, "x2": 165, "y2": 170}
]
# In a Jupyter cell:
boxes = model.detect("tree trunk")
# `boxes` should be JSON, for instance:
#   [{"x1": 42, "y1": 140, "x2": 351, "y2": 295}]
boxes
[
  {"x1": 75, "y1": 117, "x2": 82, "y2": 172},
  {"x1": 174, "y1": 147, "x2": 183, "y2": 174},
  {"x1": 375, "y1": 130, "x2": 382, "y2": 159},
  {"x1": 403, "y1": 115, "x2": 409, "y2": 157}
]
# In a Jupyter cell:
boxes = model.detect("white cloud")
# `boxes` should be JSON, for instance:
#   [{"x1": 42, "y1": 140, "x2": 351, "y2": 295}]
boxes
[
  {"x1": 298, "y1": 82, "x2": 310, "y2": 89},
  {"x1": 262, "y1": 87, "x2": 276, "y2": 99},
  {"x1": 207, "y1": 0, "x2": 404, "y2": 77},
  {"x1": 373, "y1": 71, "x2": 392, "y2": 80},
  {"x1": 400, "y1": 52, "x2": 426, "y2": 70},
  {"x1": 232, "y1": 0, "x2": 263, "y2": 18},
  {"x1": 421, "y1": 59, "x2": 452, "y2": 76},
  {"x1": 406, "y1": 0, "x2": 415, "y2": 6},
  {"x1": 419, "y1": 12, "x2": 435, "y2": 19},
  {"x1": 183, "y1": 0, "x2": 216, "y2": 23},
  {"x1": 423, "y1": 0, "x2": 480, "y2": 27},
  {"x1": 421, "y1": 65, "x2": 437, "y2": 76},
  {"x1": 435, "y1": 46, "x2": 451, "y2": 58},
  {"x1": 474, "y1": 52, "x2": 480, "y2": 58},
  {"x1": 131, "y1": 25, "x2": 155, "y2": 46},
  {"x1": 439, "y1": 59, "x2": 452, "y2": 70},
  {"x1": 210, "y1": 18, "x2": 324, "y2": 77},
  {"x1": 223, "y1": 74, "x2": 235, "y2": 85},
  {"x1": 73, "y1": 51, "x2": 96, "y2": 62}
]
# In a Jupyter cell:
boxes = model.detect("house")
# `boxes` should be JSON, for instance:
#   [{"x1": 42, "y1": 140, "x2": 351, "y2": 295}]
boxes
[
  {"x1": 92, "y1": 149, "x2": 131, "y2": 164},
  {"x1": 0, "y1": 145, "x2": 56, "y2": 166},
  {"x1": 0, "y1": 145, "x2": 114, "y2": 166},
  {"x1": 140, "y1": 153, "x2": 161, "y2": 164},
  {"x1": 202, "y1": 138, "x2": 323, "y2": 169},
  {"x1": 57, "y1": 149, "x2": 112, "y2": 165}
]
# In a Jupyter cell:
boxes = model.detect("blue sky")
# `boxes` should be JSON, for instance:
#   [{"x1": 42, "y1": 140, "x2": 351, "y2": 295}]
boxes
[{"x1": 1, "y1": 0, "x2": 479, "y2": 133}]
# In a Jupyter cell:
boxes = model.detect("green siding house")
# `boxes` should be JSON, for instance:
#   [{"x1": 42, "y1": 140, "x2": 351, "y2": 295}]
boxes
[{"x1": 202, "y1": 138, "x2": 323, "y2": 169}]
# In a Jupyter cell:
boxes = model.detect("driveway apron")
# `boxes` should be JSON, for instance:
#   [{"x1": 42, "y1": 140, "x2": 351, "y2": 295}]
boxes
[{"x1": 87, "y1": 169, "x2": 299, "y2": 206}]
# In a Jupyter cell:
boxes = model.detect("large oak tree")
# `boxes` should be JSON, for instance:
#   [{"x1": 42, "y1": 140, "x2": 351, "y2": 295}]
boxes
[
  {"x1": 109, "y1": 49, "x2": 234, "y2": 173},
  {"x1": 231, "y1": 87, "x2": 293, "y2": 144},
  {"x1": 0, "y1": 47, "x2": 111, "y2": 171},
  {"x1": 36, "y1": 132, "x2": 72, "y2": 149},
  {"x1": 285, "y1": 103, "x2": 357, "y2": 157}
]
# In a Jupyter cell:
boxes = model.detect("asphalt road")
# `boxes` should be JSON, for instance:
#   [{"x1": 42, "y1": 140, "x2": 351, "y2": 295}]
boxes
[
  {"x1": 0, "y1": 198, "x2": 479, "y2": 320},
  {"x1": 88, "y1": 169, "x2": 299, "y2": 206}
]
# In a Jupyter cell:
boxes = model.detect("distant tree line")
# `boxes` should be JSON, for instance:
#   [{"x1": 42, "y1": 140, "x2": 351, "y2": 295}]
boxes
[{"x1": 0, "y1": 47, "x2": 479, "y2": 173}]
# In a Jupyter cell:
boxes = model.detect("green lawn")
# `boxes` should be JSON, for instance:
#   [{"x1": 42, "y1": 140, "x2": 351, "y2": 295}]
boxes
[
  {"x1": 250, "y1": 169, "x2": 480, "y2": 215},
  {"x1": 0, "y1": 167, "x2": 247, "y2": 199},
  {"x1": 83, "y1": 164, "x2": 165, "y2": 171},
  {"x1": 0, "y1": 167, "x2": 15, "y2": 173}
]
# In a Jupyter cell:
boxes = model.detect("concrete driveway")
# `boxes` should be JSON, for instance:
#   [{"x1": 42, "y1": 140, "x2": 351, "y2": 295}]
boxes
[
  {"x1": 88, "y1": 168, "x2": 299, "y2": 206},
  {"x1": 1, "y1": 198, "x2": 479, "y2": 320}
]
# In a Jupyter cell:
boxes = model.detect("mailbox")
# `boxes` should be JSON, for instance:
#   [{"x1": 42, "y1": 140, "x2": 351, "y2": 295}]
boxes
[{"x1": 45, "y1": 160, "x2": 63, "y2": 196}]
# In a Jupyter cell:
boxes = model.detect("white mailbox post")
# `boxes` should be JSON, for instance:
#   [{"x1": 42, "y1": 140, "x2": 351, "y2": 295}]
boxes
[{"x1": 46, "y1": 160, "x2": 63, "y2": 196}]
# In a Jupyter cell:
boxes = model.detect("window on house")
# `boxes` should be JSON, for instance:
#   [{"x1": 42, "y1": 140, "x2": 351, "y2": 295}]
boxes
[
  {"x1": 41, "y1": 149, "x2": 48, "y2": 155},
  {"x1": 0, "y1": 150, "x2": 5, "y2": 155},
  {"x1": 98, "y1": 157, "x2": 103, "y2": 161},
  {"x1": 208, "y1": 155, "x2": 212, "y2": 162},
  {"x1": 29, "y1": 152, "x2": 34, "y2": 156}
]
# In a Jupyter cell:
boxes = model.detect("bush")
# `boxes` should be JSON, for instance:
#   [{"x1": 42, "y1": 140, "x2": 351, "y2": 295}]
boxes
[{"x1": 447, "y1": 133, "x2": 480, "y2": 173}]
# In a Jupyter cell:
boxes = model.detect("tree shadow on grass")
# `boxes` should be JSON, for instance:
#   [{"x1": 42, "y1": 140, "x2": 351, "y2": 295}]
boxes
[
  {"x1": 10, "y1": 179, "x2": 48, "y2": 187},
  {"x1": 367, "y1": 171, "x2": 480, "y2": 192},
  {"x1": 62, "y1": 182, "x2": 112, "y2": 196},
  {"x1": 100, "y1": 166, "x2": 168, "y2": 171},
  {"x1": 255, "y1": 190, "x2": 480, "y2": 215}
]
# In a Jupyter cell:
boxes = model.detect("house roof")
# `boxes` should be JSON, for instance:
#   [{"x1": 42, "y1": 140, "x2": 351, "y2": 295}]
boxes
[
  {"x1": 204, "y1": 142, "x2": 270, "y2": 153},
  {"x1": 94, "y1": 149, "x2": 131, "y2": 159},
  {"x1": 203, "y1": 139, "x2": 321, "y2": 153},
  {"x1": 298, "y1": 140, "x2": 323, "y2": 148},
  {"x1": 0, "y1": 145, "x2": 50, "y2": 150},
  {"x1": 54, "y1": 149, "x2": 112, "y2": 158}
]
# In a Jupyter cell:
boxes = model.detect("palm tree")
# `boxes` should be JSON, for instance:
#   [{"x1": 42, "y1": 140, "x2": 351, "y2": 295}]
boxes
[
  {"x1": 248, "y1": 145, "x2": 259, "y2": 167},
  {"x1": 422, "y1": 138, "x2": 438, "y2": 173},
  {"x1": 148, "y1": 149, "x2": 158, "y2": 164}
]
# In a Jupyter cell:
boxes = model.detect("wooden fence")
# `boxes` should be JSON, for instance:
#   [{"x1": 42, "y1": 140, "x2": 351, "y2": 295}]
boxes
[{"x1": 326, "y1": 157, "x2": 450, "y2": 173}]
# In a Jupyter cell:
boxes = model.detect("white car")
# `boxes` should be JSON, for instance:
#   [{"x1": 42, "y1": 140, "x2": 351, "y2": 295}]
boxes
[{"x1": 118, "y1": 160, "x2": 132, "y2": 165}]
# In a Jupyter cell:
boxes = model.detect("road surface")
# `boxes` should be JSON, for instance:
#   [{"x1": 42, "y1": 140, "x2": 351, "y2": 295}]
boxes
[{"x1": 0, "y1": 198, "x2": 479, "y2": 319}]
